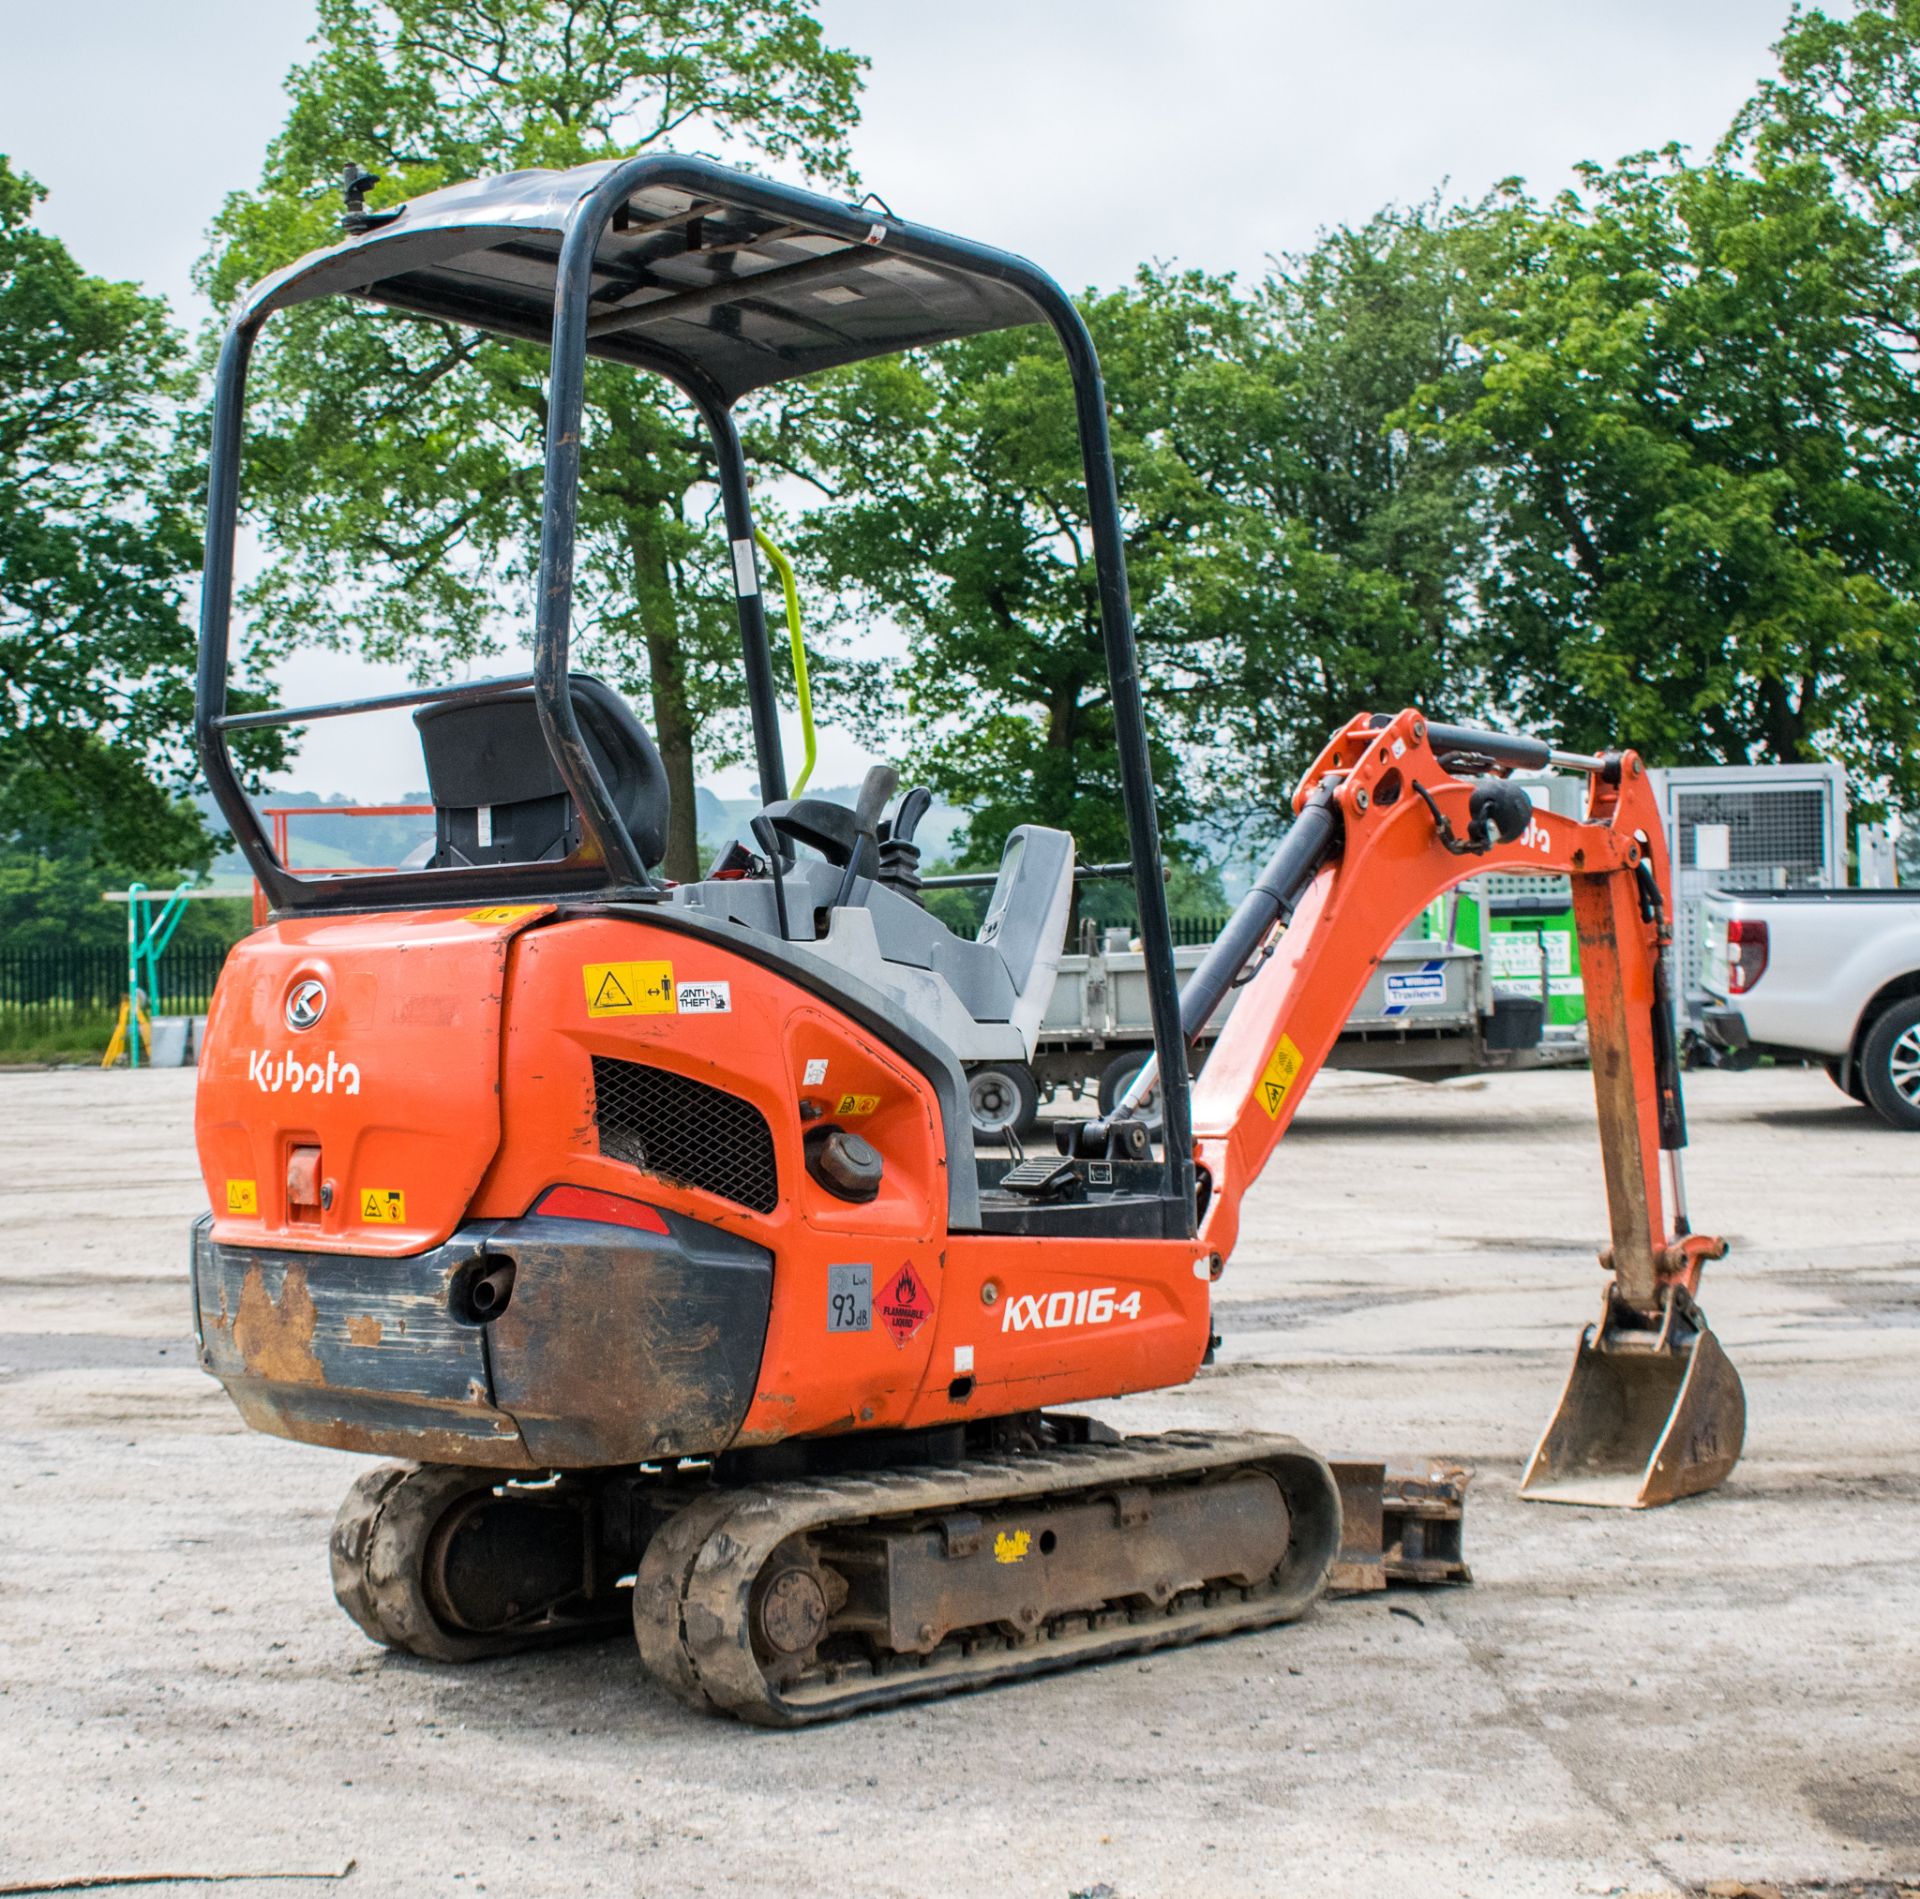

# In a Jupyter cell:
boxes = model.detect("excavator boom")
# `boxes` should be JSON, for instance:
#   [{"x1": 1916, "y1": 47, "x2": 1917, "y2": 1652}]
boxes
[{"x1": 1100, "y1": 708, "x2": 1745, "y2": 1510}]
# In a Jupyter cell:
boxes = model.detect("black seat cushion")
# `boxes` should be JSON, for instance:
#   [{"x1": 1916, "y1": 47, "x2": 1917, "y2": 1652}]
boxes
[{"x1": 413, "y1": 675, "x2": 669, "y2": 870}]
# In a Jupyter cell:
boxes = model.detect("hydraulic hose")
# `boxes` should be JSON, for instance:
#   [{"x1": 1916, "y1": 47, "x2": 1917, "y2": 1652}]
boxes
[
  {"x1": 1113, "y1": 791, "x2": 1343, "y2": 1119},
  {"x1": 753, "y1": 530, "x2": 816, "y2": 795}
]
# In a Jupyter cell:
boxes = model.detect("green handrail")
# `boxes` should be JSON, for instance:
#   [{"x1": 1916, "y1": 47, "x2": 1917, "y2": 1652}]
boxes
[{"x1": 753, "y1": 528, "x2": 816, "y2": 796}]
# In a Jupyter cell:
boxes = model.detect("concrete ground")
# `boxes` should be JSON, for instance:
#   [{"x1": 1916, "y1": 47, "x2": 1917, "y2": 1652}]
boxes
[{"x1": 0, "y1": 1063, "x2": 1915, "y2": 1899}]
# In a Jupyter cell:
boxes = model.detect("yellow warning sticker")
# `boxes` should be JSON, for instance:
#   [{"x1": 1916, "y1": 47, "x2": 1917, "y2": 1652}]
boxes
[
  {"x1": 225, "y1": 1179, "x2": 257, "y2": 1215},
  {"x1": 836, "y1": 1092, "x2": 881, "y2": 1117},
  {"x1": 1257, "y1": 1033, "x2": 1304, "y2": 1119},
  {"x1": 993, "y1": 1530, "x2": 1031, "y2": 1565},
  {"x1": 464, "y1": 905, "x2": 541, "y2": 924},
  {"x1": 583, "y1": 961, "x2": 675, "y2": 1017},
  {"x1": 360, "y1": 1188, "x2": 407, "y2": 1224}
]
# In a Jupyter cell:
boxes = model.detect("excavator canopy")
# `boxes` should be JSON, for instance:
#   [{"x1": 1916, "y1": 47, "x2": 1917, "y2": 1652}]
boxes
[{"x1": 231, "y1": 160, "x2": 1051, "y2": 401}]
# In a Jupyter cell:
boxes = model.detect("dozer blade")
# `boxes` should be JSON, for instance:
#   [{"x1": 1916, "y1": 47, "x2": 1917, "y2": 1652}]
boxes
[{"x1": 1520, "y1": 1289, "x2": 1745, "y2": 1509}]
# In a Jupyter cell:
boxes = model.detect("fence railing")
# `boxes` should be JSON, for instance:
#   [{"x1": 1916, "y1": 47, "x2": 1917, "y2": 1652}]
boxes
[{"x1": 0, "y1": 944, "x2": 234, "y2": 1018}]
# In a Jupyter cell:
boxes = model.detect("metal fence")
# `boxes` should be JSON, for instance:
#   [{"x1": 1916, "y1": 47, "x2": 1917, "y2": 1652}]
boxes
[{"x1": 0, "y1": 944, "x2": 233, "y2": 1018}]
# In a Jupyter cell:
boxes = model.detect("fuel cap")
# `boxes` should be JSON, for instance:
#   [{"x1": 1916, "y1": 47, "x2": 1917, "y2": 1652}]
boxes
[{"x1": 804, "y1": 1125, "x2": 883, "y2": 1202}]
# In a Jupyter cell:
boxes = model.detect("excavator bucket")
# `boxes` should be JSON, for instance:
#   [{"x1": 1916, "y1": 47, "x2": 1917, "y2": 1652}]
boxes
[{"x1": 1520, "y1": 1290, "x2": 1745, "y2": 1509}]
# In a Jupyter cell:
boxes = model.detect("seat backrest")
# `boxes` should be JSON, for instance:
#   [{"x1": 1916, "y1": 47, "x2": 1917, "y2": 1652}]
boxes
[
  {"x1": 413, "y1": 675, "x2": 669, "y2": 871},
  {"x1": 977, "y1": 824, "x2": 1076, "y2": 1049}
]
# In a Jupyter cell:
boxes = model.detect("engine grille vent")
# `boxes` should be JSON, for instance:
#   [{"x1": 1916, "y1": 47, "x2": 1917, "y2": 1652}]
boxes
[{"x1": 589, "y1": 1056, "x2": 778, "y2": 1214}]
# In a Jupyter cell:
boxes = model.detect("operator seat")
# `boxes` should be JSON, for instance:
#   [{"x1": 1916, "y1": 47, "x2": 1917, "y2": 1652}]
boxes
[{"x1": 413, "y1": 675, "x2": 669, "y2": 870}]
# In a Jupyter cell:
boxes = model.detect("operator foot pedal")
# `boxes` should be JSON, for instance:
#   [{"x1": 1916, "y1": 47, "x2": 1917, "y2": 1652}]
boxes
[
  {"x1": 1326, "y1": 1458, "x2": 1472, "y2": 1595},
  {"x1": 999, "y1": 1157, "x2": 1080, "y2": 1200}
]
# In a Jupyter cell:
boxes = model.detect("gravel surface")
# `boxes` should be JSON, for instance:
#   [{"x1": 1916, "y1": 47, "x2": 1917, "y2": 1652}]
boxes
[{"x1": 1, "y1": 1063, "x2": 1915, "y2": 1898}]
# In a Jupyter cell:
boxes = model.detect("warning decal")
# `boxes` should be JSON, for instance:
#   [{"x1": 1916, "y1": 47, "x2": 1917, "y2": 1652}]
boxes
[
  {"x1": 1257, "y1": 1033, "x2": 1304, "y2": 1119},
  {"x1": 836, "y1": 1092, "x2": 880, "y2": 1117},
  {"x1": 876, "y1": 1261, "x2": 933, "y2": 1347},
  {"x1": 361, "y1": 1188, "x2": 406, "y2": 1224},
  {"x1": 583, "y1": 961, "x2": 675, "y2": 1017},
  {"x1": 225, "y1": 1179, "x2": 257, "y2": 1215},
  {"x1": 464, "y1": 905, "x2": 541, "y2": 925}
]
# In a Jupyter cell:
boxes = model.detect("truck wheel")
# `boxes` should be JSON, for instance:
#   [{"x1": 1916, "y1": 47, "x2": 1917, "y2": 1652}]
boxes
[
  {"x1": 1860, "y1": 998, "x2": 1920, "y2": 1131},
  {"x1": 966, "y1": 1063, "x2": 1040, "y2": 1143},
  {"x1": 1097, "y1": 1051, "x2": 1164, "y2": 1135}
]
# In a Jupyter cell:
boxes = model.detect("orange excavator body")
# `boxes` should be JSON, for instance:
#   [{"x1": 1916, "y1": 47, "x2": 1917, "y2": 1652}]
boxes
[
  {"x1": 193, "y1": 708, "x2": 1730, "y2": 1499},
  {"x1": 186, "y1": 156, "x2": 1742, "y2": 1719}
]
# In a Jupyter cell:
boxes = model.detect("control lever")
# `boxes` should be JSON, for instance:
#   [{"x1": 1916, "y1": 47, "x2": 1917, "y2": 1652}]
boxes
[
  {"x1": 833, "y1": 764, "x2": 900, "y2": 908},
  {"x1": 878, "y1": 785, "x2": 934, "y2": 901}
]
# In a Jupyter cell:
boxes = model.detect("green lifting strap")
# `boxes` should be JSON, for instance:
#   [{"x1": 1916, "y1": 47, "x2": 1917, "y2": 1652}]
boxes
[{"x1": 753, "y1": 528, "x2": 816, "y2": 796}]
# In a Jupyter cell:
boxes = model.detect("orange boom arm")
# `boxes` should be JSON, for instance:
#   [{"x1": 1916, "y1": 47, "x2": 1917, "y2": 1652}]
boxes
[{"x1": 1132, "y1": 709, "x2": 1739, "y2": 1506}]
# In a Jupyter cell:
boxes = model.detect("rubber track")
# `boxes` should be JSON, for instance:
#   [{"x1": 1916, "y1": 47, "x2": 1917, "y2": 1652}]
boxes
[{"x1": 633, "y1": 1430, "x2": 1342, "y2": 1725}]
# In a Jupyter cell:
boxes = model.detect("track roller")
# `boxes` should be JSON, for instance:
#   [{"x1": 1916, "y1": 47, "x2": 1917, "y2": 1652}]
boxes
[
  {"x1": 329, "y1": 1462, "x2": 626, "y2": 1661},
  {"x1": 633, "y1": 1429, "x2": 1342, "y2": 1725}
]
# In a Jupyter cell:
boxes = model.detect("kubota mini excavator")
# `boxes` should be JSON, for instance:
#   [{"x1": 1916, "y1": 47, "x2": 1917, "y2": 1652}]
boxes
[{"x1": 190, "y1": 157, "x2": 1745, "y2": 1725}]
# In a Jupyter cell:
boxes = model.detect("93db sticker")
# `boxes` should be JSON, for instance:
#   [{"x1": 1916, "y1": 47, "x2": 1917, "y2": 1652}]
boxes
[
  {"x1": 827, "y1": 1263, "x2": 872, "y2": 1333},
  {"x1": 583, "y1": 961, "x2": 675, "y2": 1017}
]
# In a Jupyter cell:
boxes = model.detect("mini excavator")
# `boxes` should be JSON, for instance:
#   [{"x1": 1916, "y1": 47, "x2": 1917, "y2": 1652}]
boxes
[{"x1": 190, "y1": 157, "x2": 1745, "y2": 1725}]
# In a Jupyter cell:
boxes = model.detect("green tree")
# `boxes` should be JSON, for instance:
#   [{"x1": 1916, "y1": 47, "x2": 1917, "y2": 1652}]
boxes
[
  {"x1": 785, "y1": 273, "x2": 1251, "y2": 868},
  {"x1": 0, "y1": 157, "x2": 224, "y2": 873},
  {"x1": 1167, "y1": 202, "x2": 1488, "y2": 835},
  {"x1": 201, "y1": 0, "x2": 864, "y2": 879},
  {"x1": 788, "y1": 230, "x2": 1488, "y2": 865},
  {"x1": 1417, "y1": 132, "x2": 1920, "y2": 801}
]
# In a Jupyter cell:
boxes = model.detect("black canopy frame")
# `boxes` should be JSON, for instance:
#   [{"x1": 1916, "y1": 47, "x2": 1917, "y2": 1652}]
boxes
[{"x1": 195, "y1": 153, "x2": 1195, "y2": 1220}]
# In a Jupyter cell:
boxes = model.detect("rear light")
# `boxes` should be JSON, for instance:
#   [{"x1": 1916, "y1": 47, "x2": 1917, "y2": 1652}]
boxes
[
  {"x1": 534, "y1": 1184, "x2": 669, "y2": 1234},
  {"x1": 286, "y1": 1144, "x2": 323, "y2": 1223},
  {"x1": 1727, "y1": 917, "x2": 1769, "y2": 994}
]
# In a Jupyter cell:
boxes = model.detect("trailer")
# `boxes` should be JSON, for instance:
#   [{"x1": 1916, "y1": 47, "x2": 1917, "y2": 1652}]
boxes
[{"x1": 958, "y1": 882, "x2": 1581, "y2": 1139}]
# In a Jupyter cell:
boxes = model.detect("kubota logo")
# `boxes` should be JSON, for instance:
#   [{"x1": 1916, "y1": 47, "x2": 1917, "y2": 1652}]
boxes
[
  {"x1": 285, "y1": 979, "x2": 327, "y2": 1031},
  {"x1": 247, "y1": 1049, "x2": 361, "y2": 1096}
]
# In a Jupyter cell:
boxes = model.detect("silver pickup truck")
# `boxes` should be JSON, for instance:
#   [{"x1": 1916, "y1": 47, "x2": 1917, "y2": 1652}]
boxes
[{"x1": 1700, "y1": 888, "x2": 1920, "y2": 1129}]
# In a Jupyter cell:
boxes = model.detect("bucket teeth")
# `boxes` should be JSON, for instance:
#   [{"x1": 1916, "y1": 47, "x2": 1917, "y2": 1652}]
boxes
[{"x1": 1520, "y1": 1290, "x2": 1746, "y2": 1509}]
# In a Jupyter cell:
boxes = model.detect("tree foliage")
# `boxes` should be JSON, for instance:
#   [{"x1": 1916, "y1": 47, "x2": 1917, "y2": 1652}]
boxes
[
  {"x1": 788, "y1": 218, "x2": 1488, "y2": 862},
  {"x1": 0, "y1": 157, "x2": 221, "y2": 872},
  {"x1": 201, "y1": 0, "x2": 864, "y2": 878},
  {"x1": 783, "y1": 275, "x2": 1252, "y2": 865},
  {"x1": 1414, "y1": 137, "x2": 1920, "y2": 805}
]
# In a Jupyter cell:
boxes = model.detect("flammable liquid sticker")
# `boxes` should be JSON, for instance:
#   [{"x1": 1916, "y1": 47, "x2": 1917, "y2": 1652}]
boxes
[
  {"x1": 1257, "y1": 1032, "x2": 1305, "y2": 1118},
  {"x1": 583, "y1": 961, "x2": 675, "y2": 1017},
  {"x1": 360, "y1": 1188, "x2": 407, "y2": 1224},
  {"x1": 876, "y1": 1261, "x2": 933, "y2": 1346}
]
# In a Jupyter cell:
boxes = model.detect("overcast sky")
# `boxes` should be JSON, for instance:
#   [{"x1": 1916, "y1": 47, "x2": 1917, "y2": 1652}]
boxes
[{"x1": 2, "y1": 0, "x2": 1797, "y2": 799}]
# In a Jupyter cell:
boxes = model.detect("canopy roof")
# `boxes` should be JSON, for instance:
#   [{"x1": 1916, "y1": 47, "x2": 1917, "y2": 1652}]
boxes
[{"x1": 234, "y1": 156, "x2": 1052, "y2": 402}]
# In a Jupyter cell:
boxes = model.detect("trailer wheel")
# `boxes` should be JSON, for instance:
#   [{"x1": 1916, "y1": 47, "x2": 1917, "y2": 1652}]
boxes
[
  {"x1": 1860, "y1": 998, "x2": 1920, "y2": 1131},
  {"x1": 966, "y1": 1062, "x2": 1041, "y2": 1143},
  {"x1": 1097, "y1": 1051, "x2": 1164, "y2": 1135}
]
